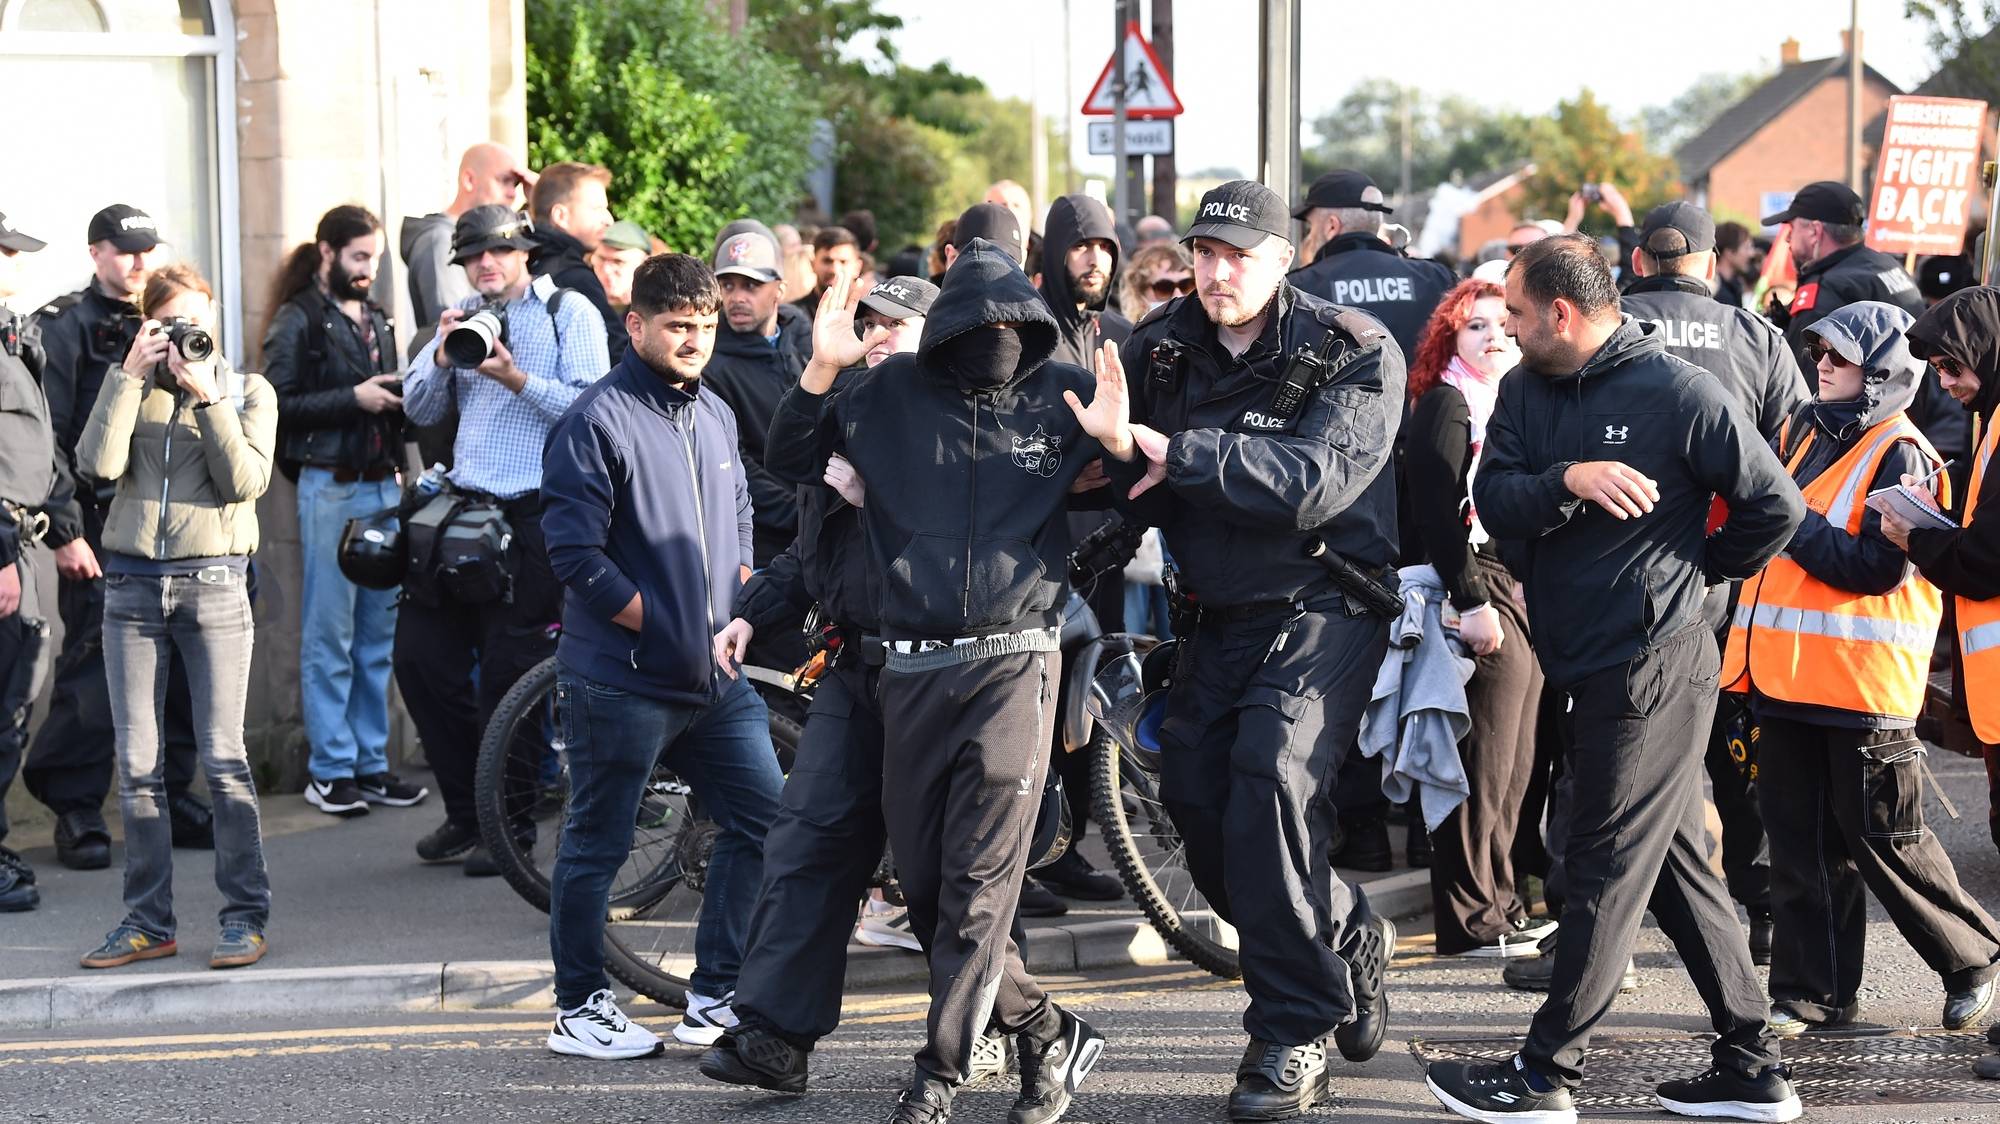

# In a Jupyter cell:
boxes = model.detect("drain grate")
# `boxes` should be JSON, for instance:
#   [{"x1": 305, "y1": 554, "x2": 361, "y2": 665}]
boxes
[{"x1": 1410, "y1": 1029, "x2": 2000, "y2": 1111}]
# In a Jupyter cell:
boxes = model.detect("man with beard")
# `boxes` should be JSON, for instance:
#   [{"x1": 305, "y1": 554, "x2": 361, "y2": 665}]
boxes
[
  {"x1": 1078, "y1": 180, "x2": 1404, "y2": 1120},
  {"x1": 28, "y1": 204, "x2": 210, "y2": 866},
  {"x1": 1424, "y1": 234, "x2": 1803, "y2": 1124},
  {"x1": 540, "y1": 252, "x2": 781, "y2": 1058},
  {"x1": 263, "y1": 204, "x2": 428, "y2": 817},
  {"x1": 703, "y1": 221, "x2": 813, "y2": 569}
]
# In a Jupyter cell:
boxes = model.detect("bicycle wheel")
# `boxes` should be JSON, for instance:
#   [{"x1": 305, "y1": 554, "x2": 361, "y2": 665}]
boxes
[{"x1": 1091, "y1": 728, "x2": 1241, "y2": 978}]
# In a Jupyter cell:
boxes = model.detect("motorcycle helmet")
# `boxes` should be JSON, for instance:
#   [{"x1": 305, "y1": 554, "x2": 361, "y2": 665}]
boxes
[
  {"x1": 338, "y1": 507, "x2": 407, "y2": 590},
  {"x1": 1088, "y1": 639, "x2": 1177, "y2": 771}
]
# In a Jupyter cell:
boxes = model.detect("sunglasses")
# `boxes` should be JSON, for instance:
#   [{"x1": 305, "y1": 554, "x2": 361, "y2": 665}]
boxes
[
  {"x1": 1149, "y1": 275, "x2": 1195, "y2": 298},
  {"x1": 1933, "y1": 355, "x2": 1972, "y2": 379},
  {"x1": 1802, "y1": 340, "x2": 1854, "y2": 368}
]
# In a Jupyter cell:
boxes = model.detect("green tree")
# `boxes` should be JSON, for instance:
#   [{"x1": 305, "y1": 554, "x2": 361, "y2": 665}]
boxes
[
  {"x1": 1907, "y1": 0, "x2": 2000, "y2": 100},
  {"x1": 526, "y1": 0, "x2": 818, "y2": 253},
  {"x1": 1303, "y1": 80, "x2": 1534, "y2": 192},
  {"x1": 1640, "y1": 72, "x2": 1765, "y2": 155},
  {"x1": 1517, "y1": 91, "x2": 1681, "y2": 230}
]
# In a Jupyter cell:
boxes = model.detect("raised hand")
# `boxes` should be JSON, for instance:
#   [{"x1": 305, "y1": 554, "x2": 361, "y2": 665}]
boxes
[
  {"x1": 803, "y1": 272, "x2": 887, "y2": 392},
  {"x1": 1064, "y1": 339, "x2": 1135, "y2": 460}
]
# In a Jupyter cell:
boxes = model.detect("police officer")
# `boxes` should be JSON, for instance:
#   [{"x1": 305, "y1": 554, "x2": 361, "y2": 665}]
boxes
[
  {"x1": 1288, "y1": 170, "x2": 1454, "y2": 361},
  {"x1": 1772, "y1": 182, "x2": 1924, "y2": 365},
  {"x1": 0, "y1": 211, "x2": 59, "y2": 911},
  {"x1": 27, "y1": 204, "x2": 210, "y2": 868},
  {"x1": 1079, "y1": 180, "x2": 1402, "y2": 1120}
]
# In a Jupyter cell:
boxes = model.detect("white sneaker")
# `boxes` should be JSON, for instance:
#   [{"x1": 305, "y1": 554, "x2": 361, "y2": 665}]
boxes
[
  {"x1": 673, "y1": 989, "x2": 738, "y2": 1046},
  {"x1": 547, "y1": 989, "x2": 664, "y2": 1060},
  {"x1": 854, "y1": 904, "x2": 924, "y2": 952}
]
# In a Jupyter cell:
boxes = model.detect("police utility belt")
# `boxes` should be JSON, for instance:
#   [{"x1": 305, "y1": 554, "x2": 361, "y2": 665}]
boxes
[{"x1": 402, "y1": 483, "x2": 516, "y2": 607}]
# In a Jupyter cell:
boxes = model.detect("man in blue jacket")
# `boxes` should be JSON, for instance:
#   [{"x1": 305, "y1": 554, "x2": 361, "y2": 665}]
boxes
[{"x1": 539, "y1": 254, "x2": 782, "y2": 1061}]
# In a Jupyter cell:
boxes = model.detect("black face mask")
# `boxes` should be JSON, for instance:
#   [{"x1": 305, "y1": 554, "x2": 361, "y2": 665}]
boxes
[{"x1": 940, "y1": 325, "x2": 1024, "y2": 389}]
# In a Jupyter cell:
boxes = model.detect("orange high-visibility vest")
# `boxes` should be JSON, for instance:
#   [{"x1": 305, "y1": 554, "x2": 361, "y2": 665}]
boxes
[
  {"x1": 1957, "y1": 413, "x2": 1999, "y2": 743},
  {"x1": 1722, "y1": 412, "x2": 1946, "y2": 720}
]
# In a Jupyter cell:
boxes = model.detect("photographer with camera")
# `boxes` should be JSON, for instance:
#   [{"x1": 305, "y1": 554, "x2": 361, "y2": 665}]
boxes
[
  {"x1": 262, "y1": 204, "x2": 427, "y2": 818},
  {"x1": 396, "y1": 204, "x2": 609, "y2": 875},
  {"x1": 72, "y1": 262, "x2": 279, "y2": 970},
  {"x1": 28, "y1": 204, "x2": 212, "y2": 871}
]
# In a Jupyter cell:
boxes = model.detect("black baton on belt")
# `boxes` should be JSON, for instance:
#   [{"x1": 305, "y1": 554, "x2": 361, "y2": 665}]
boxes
[{"x1": 1301, "y1": 537, "x2": 1403, "y2": 618}]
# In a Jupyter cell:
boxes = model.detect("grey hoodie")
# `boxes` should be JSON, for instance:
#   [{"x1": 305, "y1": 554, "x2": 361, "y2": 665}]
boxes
[{"x1": 399, "y1": 213, "x2": 472, "y2": 334}]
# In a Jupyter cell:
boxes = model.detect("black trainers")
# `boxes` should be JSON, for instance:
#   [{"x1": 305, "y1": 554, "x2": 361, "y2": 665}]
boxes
[
  {"x1": 305, "y1": 777, "x2": 370, "y2": 818},
  {"x1": 1333, "y1": 908, "x2": 1394, "y2": 1062},
  {"x1": 1748, "y1": 913, "x2": 1773, "y2": 967},
  {"x1": 698, "y1": 1024, "x2": 808, "y2": 1093},
  {"x1": 887, "y1": 1076, "x2": 953, "y2": 1124},
  {"x1": 1655, "y1": 1063, "x2": 1802, "y2": 1122},
  {"x1": 54, "y1": 810, "x2": 111, "y2": 870},
  {"x1": 1035, "y1": 851, "x2": 1122, "y2": 901},
  {"x1": 1425, "y1": 1056, "x2": 1576, "y2": 1124},
  {"x1": 168, "y1": 791, "x2": 215, "y2": 849},
  {"x1": 416, "y1": 819, "x2": 480, "y2": 863},
  {"x1": 1010, "y1": 1006, "x2": 1104, "y2": 1124},
  {"x1": 1017, "y1": 878, "x2": 1068, "y2": 918},
  {"x1": 0, "y1": 844, "x2": 34, "y2": 885},
  {"x1": 0, "y1": 851, "x2": 37, "y2": 912},
  {"x1": 1329, "y1": 816, "x2": 1391, "y2": 872},
  {"x1": 1228, "y1": 1038, "x2": 1330, "y2": 1121},
  {"x1": 357, "y1": 772, "x2": 429, "y2": 807}
]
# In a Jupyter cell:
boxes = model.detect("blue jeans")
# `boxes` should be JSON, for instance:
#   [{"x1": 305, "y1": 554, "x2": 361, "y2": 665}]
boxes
[
  {"x1": 296, "y1": 468, "x2": 401, "y2": 781},
  {"x1": 103, "y1": 567, "x2": 270, "y2": 938},
  {"x1": 548, "y1": 669, "x2": 781, "y2": 1007}
]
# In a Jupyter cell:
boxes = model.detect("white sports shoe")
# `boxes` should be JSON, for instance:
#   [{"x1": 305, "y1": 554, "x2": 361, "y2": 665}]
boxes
[
  {"x1": 854, "y1": 903, "x2": 924, "y2": 952},
  {"x1": 547, "y1": 989, "x2": 664, "y2": 1060},
  {"x1": 673, "y1": 989, "x2": 738, "y2": 1046}
]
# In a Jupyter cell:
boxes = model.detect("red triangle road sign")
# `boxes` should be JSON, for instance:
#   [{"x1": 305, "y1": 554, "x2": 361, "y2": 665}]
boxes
[{"x1": 1081, "y1": 21, "x2": 1183, "y2": 119}]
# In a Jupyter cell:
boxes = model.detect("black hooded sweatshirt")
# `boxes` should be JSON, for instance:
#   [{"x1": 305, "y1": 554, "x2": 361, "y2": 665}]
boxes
[
  {"x1": 530, "y1": 225, "x2": 626, "y2": 363},
  {"x1": 1039, "y1": 195, "x2": 1132, "y2": 368},
  {"x1": 704, "y1": 302, "x2": 814, "y2": 566},
  {"x1": 765, "y1": 239, "x2": 1102, "y2": 640},
  {"x1": 1906, "y1": 286, "x2": 2000, "y2": 603},
  {"x1": 1472, "y1": 317, "x2": 1805, "y2": 687}
]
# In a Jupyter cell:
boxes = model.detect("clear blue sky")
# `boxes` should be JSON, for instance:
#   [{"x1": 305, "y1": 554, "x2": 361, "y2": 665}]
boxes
[{"x1": 878, "y1": 0, "x2": 1943, "y2": 178}]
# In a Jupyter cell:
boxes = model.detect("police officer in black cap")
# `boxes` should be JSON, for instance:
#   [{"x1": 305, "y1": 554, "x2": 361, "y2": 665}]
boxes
[
  {"x1": 1075, "y1": 180, "x2": 1402, "y2": 1120},
  {"x1": 0, "y1": 211, "x2": 60, "y2": 910},
  {"x1": 1288, "y1": 170, "x2": 1454, "y2": 361},
  {"x1": 27, "y1": 204, "x2": 210, "y2": 868}
]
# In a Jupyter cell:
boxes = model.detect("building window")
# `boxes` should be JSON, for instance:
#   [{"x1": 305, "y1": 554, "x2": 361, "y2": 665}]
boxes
[{"x1": 0, "y1": 0, "x2": 238, "y2": 353}]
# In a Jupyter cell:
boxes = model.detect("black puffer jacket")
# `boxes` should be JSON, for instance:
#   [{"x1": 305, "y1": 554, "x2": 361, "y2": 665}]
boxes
[{"x1": 262, "y1": 287, "x2": 403, "y2": 475}]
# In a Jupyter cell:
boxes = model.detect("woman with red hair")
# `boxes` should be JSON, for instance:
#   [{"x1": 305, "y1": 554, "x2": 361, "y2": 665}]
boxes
[{"x1": 1404, "y1": 279, "x2": 1551, "y2": 957}]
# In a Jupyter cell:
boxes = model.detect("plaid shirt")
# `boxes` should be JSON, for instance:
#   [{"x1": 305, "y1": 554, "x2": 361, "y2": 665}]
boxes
[{"x1": 405, "y1": 277, "x2": 610, "y2": 499}]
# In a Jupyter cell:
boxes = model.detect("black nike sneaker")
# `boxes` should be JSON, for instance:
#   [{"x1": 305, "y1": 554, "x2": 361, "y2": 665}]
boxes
[
  {"x1": 1009, "y1": 1005, "x2": 1104, "y2": 1124},
  {"x1": 1425, "y1": 1056, "x2": 1577, "y2": 1124}
]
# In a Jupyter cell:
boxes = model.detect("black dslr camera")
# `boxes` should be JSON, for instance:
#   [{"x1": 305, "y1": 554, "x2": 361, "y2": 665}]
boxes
[{"x1": 157, "y1": 316, "x2": 215, "y2": 362}]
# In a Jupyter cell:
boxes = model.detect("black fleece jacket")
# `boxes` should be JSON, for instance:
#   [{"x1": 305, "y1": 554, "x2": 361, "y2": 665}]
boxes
[
  {"x1": 1472, "y1": 317, "x2": 1805, "y2": 686},
  {"x1": 531, "y1": 225, "x2": 626, "y2": 363},
  {"x1": 1039, "y1": 195, "x2": 1132, "y2": 369},
  {"x1": 766, "y1": 239, "x2": 1102, "y2": 640}
]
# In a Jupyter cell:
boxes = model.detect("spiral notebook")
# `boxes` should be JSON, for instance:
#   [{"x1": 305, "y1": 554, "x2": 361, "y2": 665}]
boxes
[{"x1": 1864, "y1": 484, "x2": 1959, "y2": 530}]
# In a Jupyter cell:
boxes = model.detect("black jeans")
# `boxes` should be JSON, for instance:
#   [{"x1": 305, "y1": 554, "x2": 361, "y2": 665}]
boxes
[
  {"x1": 1160, "y1": 604, "x2": 1383, "y2": 1047},
  {"x1": 392, "y1": 493, "x2": 562, "y2": 827},
  {"x1": 1522, "y1": 625, "x2": 1776, "y2": 1087},
  {"x1": 1431, "y1": 568, "x2": 1541, "y2": 953},
  {"x1": 26, "y1": 505, "x2": 197, "y2": 815},
  {"x1": 1757, "y1": 715, "x2": 2000, "y2": 1020}
]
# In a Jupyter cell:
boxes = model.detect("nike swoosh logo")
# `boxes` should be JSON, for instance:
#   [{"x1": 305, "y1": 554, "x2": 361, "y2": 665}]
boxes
[{"x1": 587, "y1": 1029, "x2": 614, "y2": 1046}]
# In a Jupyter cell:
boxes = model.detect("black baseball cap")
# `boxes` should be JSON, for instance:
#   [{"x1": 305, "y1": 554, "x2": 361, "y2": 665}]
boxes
[
  {"x1": 87, "y1": 204, "x2": 160, "y2": 252},
  {"x1": 1292, "y1": 170, "x2": 1392, "y2": 219},
  {"x1": 712, "y1": 221, "x2": 782, "y2": 283},
  {"x1": 1638, "y1": 201, "x2": 1716, "y2": 259},
  {"x1": 859, "y1": 275, "x2": 939, "y2": 321},
  {"x1": 1762, "y1": 181, "x2": 1865, "y2": 227},
  {"x1": 1185, "y1": 180, "x2": 1292, "y2": 250},
  {"x1": 0, "y1": 212, "x2": 46, "y2": 253},
  {"x1": 452, "y1": 205, "x2": 538, "y2": 262},
  {"x1": 953, "y1": 203, "x2": 1026, "y2": 266}
]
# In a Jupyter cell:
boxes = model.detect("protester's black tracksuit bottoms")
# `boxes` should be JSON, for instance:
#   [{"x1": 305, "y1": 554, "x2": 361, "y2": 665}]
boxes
[
  {"x1": 1431, "y1": 565, "x2": 1541, "y2": 953},
  {"x1": 393, "y1": 493, "x2": 562, "y2": 828},
  {"x1": 879, "y1": 638, "x2": 1058, "y2": 1085},
  {"x1": 733, "y1": 652, "x2": 1041, "y2": 1046},
  {"x1": 1159, "y1": 599, "x2": 1385, "y2": 1046},
  {"x1": 26, "y1": 503, "x2": 198, "y2": 815},
  {"x1": 1522, "y1": 624, "x2": 1778, "y2": 1087},
  {"x1": 1756, "y1": 715, "x2": 2000, "y2": 1022}
]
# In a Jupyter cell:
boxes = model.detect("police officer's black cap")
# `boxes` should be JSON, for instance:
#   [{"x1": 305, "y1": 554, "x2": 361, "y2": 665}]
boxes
[
  {"x1": 452, "y1": 204, "x2": 538, "y2": 263},
  {"x1": 0, "y1": 212, "x2": 46, "y2": 254},
  {"x1": 87, "y1": 204, "x2": 160, "y2": 253},
  {"x1": 1292, "y1": 170, "x2": 1392, "y2": 219},
  {"x1": 1185, "y1": 180, "x2": 1292, "y2": 250},
  {"x1": 1638, "y1": 201, "x2": 1716, "y2": 260},
  {"x1": 1762, "y1": 181, "x2": 1865, "y2": 227},
  {"x1": 953, "y1": 204, "x2": 1025, "y2": 266},
  {"x1": 859, "y1": 275, "x2": 939, "y2": 322}
]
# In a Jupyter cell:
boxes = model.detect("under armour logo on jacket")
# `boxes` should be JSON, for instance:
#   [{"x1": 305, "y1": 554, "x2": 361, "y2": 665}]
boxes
[
  {"x1": 1603, "y1": 424, "x2": 1630, "y2": 444},
  {"x1": 1012, "y1": 424, "x2": 1061, "y2": 477}
]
